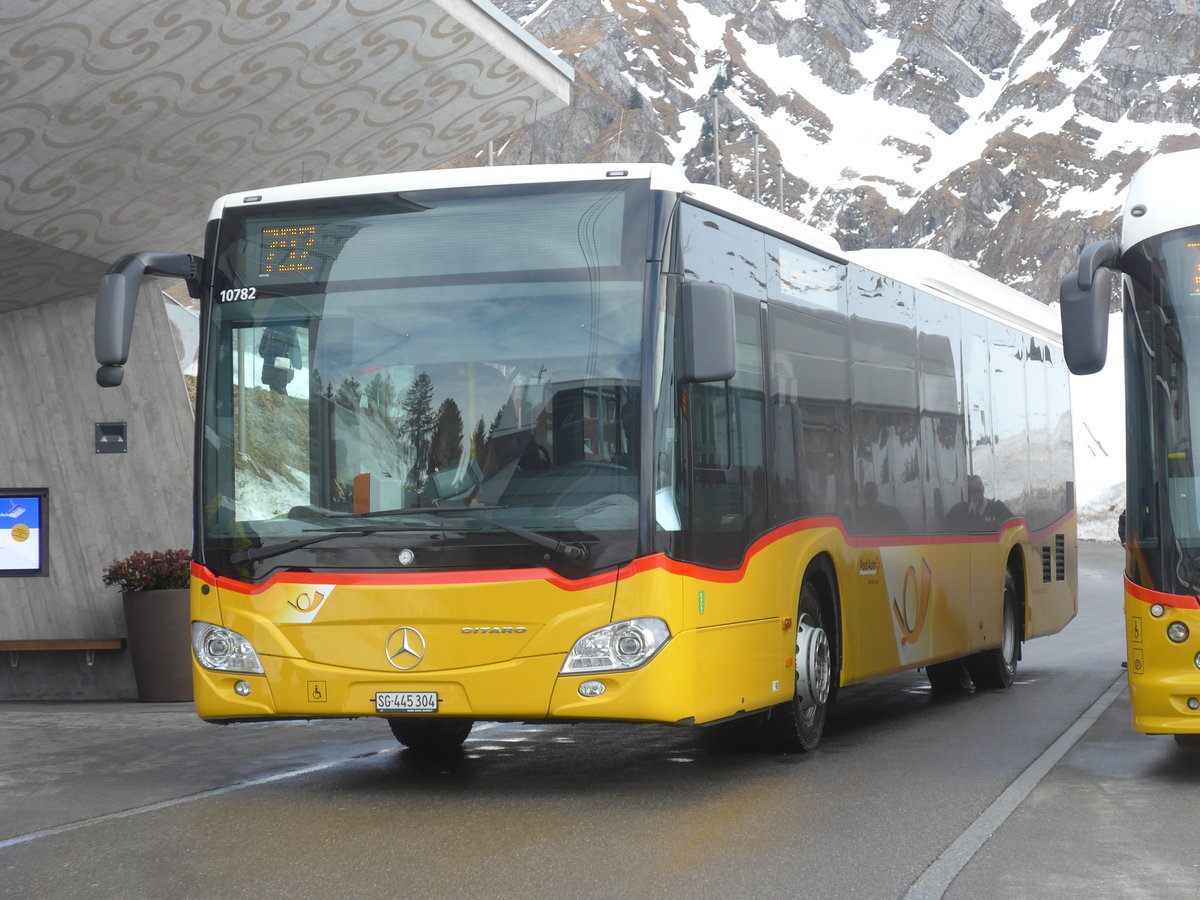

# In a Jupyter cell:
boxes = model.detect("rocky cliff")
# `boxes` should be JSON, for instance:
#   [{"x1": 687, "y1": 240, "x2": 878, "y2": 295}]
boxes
[{"x1": 449, "y1": 0, "x2": 1200, "y2": 306}]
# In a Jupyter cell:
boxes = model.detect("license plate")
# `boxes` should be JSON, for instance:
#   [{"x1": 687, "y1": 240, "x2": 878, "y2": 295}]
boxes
[{"x1": 375, "y1": 691, "x2": 438, "y2": 713}]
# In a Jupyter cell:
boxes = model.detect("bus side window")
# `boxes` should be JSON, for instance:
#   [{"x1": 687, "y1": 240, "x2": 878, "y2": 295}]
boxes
[
  {"x1": 847, "y1": 267, "x2": 918, "y2": 536},
  {"x1": 688, "y1": 299, "x2": 766, "y2": 566},
  {"x1": 678, "y1": 203, "x2": 768, "y2": 565},
  {"x1": 767, "y1": 304, "x2": 851, "y2": 525}
]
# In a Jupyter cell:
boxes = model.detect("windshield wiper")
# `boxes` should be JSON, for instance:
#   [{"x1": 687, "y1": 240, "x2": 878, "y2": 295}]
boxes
[
  {"x1": 453, "y1": 512, "x2": 589, "y2": 562},
  {"x1": 233, "y1": 507, "x2": 586, "y2": 565},
  {"x1": 349, "y1": 506, "x2": 588, "y2": 560},
  {"x1": 343, "y1": 506, "x2": 588, "y2": 561},
  {"x1": 231, "y1": 523, "x2": 432, "y2": 565}
]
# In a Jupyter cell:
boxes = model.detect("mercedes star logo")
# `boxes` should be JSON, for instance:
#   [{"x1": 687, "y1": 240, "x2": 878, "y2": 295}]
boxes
[{"x1": 385, "y1": 626, "x2": 427, "y2": 671}]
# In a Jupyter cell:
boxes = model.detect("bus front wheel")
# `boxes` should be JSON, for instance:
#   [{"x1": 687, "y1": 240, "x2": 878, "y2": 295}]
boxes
[
  {"x1": 767, "y1": 579, "x2": 832, "y2": 753},
  {"x1": 387, "y1": 717, "x2": 474, "y2": 754}
]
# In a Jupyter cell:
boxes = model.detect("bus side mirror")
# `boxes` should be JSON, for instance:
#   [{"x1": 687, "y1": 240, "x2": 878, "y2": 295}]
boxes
[
  {"x1": 1059, "y1": 240, "x2": 1118, "y2": 376},
  {"x1": 95, "y1": 252, "x2": 201, "y2": 387},
  {"x1": 679, "y1": 280, "x2": 735, "y2": 383}
]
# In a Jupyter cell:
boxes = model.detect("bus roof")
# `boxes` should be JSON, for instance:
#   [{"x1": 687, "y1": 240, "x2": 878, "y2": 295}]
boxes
[
  {"x1": 680, "y1": 181, "x2": 845, "y2": 257},
  {"x1": 213, "y1": 163, "x2": 1053, "y2": 340},
  {"x1": 212, "y1": 163, "x2": 664, "y2": 215},
  {"x1": 851, "y1": 248, "x2": 1062, "y2": 344},
  {"x1": 210, "y1": 163, "x2": 844, "y2": 256},
  {"x1": 1122, "y1": 147, "x2": 1200, "y2": 252}
]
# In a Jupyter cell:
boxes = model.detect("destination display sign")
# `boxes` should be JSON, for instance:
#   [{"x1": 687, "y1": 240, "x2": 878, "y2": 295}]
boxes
[{"x1": 260, "y1": 224, "x2": 319, "y2": 279}]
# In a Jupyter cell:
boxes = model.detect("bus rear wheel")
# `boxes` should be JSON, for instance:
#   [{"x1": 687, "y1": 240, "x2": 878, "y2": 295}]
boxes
[
  {"x1": 767, "y1": 579, "x2": 832, "y2": 753},
  {"x1": 387, "y1": 717, "x2": 474, "y2": 754},
  {"x1": 966, "y1": 568, "x2": 1019, "y2": 690}
]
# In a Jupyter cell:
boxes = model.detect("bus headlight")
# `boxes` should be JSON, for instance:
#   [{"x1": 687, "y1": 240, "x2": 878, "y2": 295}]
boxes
[
  {"x1": 561, "y1": 618, "x2": 670, "y2": 674},
  {"x1": 192, "y1": 621, "x2": 264, "y2": 674},
  {"x1": 1168, "y1": 622, "x2": 1190, "y2": 644}
]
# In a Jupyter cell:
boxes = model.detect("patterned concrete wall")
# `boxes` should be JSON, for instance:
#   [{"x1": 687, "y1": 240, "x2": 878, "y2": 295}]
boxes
[
  {"x1": 0, "y1": 285, "x2": 193, "y2": 699},
  {"x1": 0, "y1": 0, "x2": 572, "y2": 311}
]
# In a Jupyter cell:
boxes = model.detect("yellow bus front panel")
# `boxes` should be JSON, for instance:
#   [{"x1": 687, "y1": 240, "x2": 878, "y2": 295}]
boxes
[
  {"x1": 1125, "y1": 578, "x2": 1200, "y2": 734},
  {"x1": 191, "y1": 564, "x2": 619, "y2": 721}
]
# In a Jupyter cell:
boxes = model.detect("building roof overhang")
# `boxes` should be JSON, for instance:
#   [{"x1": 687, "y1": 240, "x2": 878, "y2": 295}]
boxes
[{"x1": 0, "y1": 0, "x2": 572, "y2": 313}]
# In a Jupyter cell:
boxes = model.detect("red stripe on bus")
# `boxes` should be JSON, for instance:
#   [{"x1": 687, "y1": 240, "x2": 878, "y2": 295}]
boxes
[
  {"x1": 192, "y1": 562, "x2": 618, "y2": 595},
  {"x1": 1125, "y1": 575, "x2": 1200, "y2": 610},
  {"x1": 192, "y1": 511, "x2": 1073, "y2": 595}
]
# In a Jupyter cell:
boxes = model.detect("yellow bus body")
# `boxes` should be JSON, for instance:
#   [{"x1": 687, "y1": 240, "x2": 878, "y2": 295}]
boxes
[
  {"x1": 1124, "y1": 577, "x2": 1200, "y2": 734},
  {"x1": 191, "y1": 514, "x2": 1076, "y2": 725}
]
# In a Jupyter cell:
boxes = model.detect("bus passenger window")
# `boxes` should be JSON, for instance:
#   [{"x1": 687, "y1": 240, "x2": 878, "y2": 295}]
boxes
[{"x1": 687, "y1": 301, "x2": 766, "y2": 566}]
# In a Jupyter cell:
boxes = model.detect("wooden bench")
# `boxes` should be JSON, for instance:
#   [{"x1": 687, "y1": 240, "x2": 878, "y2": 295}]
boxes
[{"x1": 0, "y1": 638, "x2": 125, "y2": 667}]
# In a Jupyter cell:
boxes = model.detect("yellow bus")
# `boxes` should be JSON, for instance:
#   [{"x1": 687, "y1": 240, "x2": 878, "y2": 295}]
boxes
[
  {"x1": 1061, "y1": 147, "x2": 1200, "y2": 739},
  {"x1": 96, "y1": 164, "x2": 1076, "y2": 753}
]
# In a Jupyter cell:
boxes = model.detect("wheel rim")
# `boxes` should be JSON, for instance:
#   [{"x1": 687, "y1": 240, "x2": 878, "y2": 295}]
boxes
[
  {"x1": 795, "y1": 614, "x2": 831, "y2": 710},
  {"x1": 1001, "y1": 588, "x2": 1017, "y2": 671}
]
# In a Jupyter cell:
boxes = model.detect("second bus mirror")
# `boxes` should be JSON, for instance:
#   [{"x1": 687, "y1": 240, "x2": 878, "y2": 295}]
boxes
[
  {"x1": 1059, "y1": 239, "x2": 1117, "y2": 376},
  {"x1": 679, "y1": 280, "x2": 735, "y2": 383}
]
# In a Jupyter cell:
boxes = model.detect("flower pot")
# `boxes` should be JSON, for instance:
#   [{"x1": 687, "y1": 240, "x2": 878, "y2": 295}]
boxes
[{"x1": 122, "y1": 588, "x2": 193, "y2": 702}]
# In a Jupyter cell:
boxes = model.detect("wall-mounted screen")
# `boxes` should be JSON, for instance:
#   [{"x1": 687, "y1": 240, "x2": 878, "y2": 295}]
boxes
[{"x1": 0, "y1": 489, "x2": 47, "y2": 577}]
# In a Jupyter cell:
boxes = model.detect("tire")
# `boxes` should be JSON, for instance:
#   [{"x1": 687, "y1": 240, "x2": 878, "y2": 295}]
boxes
[
  {"x1": 766, "y1": 578, "x2": 834, "y2": 753},
  {"x1": 387, "y1": 717, "x2": 474, "y2": 754},
  {"x1": 966, "y1": 568, "x2": 1019, "y2": 690},
  {"x1": 925, "y1": 659, "x2": 973, "y2": 694}
]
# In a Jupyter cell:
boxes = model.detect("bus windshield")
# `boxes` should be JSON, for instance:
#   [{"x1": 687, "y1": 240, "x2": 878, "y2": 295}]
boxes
[
  {"x1": 1126, "y1": 225, "x2": 1200, "y2": 589},
  {"x1": 199, "y1": 181, "x2": 649, "y2": 577}
]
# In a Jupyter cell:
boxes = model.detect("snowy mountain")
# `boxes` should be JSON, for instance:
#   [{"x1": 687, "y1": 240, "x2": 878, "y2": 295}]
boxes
[{"x1": 465, "y1": 0, "x2": 1200, "y2": 307}]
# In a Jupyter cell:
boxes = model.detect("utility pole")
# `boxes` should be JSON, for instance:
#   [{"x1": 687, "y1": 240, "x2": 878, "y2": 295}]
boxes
[
  {"x1": 753, "y1": 133, "x2": 760, "y2": 203},
  {"x1": 712, "y1": 93, "x2": 721, "y2": 188}
]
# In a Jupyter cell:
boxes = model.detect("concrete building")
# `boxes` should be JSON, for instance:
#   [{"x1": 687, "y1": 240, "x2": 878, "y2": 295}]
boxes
[{"x1": 0, "y1": 0, "x2": 571, "y2": 698}]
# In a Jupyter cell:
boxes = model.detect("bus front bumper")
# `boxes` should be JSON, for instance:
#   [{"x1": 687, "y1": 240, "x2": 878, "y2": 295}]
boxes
[
  {"x1": 192, "y1": 630, "x2": 702, "y2": 724},
  {"x1": 1127, "y1": 591, "x2": 1200, "y2": 734}
]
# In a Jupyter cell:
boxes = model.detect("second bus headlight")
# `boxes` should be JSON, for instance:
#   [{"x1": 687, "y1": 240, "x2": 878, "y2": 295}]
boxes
[
  {"x1": 561, "y1": 618, "x2": 670, "y2": 674},
  {"x1": 192, "y1": 621, "x2": 264, "y2": 674}
]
